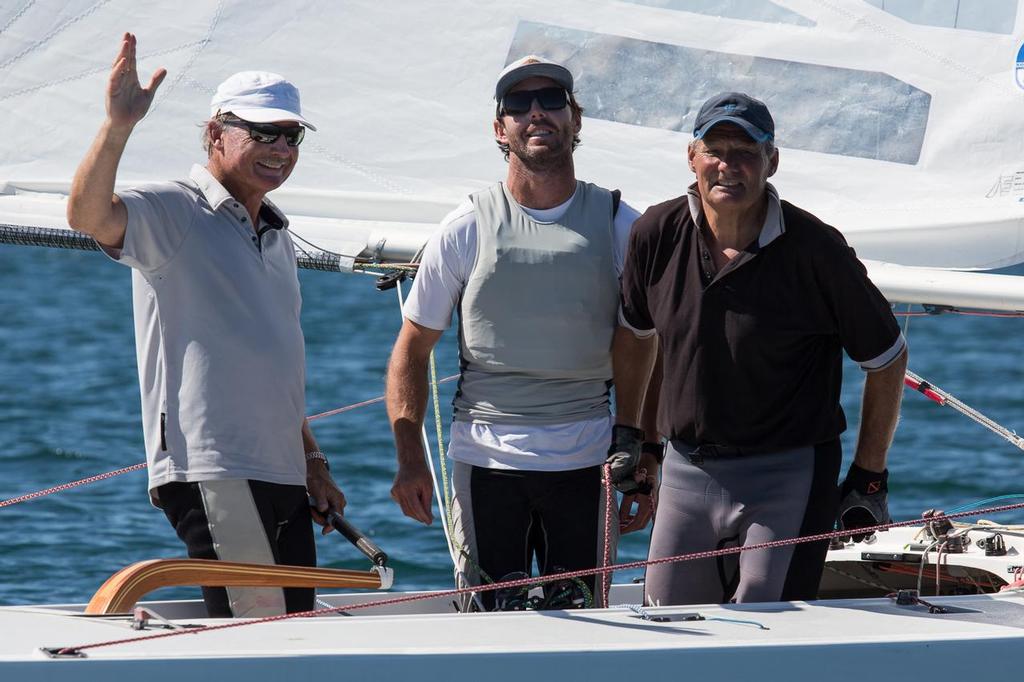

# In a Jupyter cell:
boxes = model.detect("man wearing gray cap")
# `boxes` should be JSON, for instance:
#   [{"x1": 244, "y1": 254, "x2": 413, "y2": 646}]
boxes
[
  {"x1": 67, "y1": 33, "x2": 345, "y2": 618},
  {"x1": 387, "y1": 56, "x2": 648, "y2": 610},
  {"x1": 612, "y1": 92, "x2": 907, "y2": 605}
]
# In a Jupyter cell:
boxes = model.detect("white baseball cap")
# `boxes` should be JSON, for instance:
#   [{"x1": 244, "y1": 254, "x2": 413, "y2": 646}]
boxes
[{"x1": 210, "y1": 71, "x2": 317, "y2": 130}]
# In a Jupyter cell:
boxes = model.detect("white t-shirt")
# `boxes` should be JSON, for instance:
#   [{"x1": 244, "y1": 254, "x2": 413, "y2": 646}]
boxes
[{"x1": 405, "y1": 188, "x2": 640, "y2": 471}]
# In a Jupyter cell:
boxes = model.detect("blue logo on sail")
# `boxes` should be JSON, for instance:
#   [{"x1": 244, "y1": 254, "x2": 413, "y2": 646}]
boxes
[{"x1": 1016, "y1": 42, "x2": 1024, "y2": 90}]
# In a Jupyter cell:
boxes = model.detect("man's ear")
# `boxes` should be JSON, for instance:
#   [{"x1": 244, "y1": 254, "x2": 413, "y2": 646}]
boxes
[
  {"x1": 208, "y1": 120, "x2": 225, "y2": 151},
  {"x1": 767, "y1": 147, "x2": 780, "y2": 178},
  {"x1": 493, "y1": 117, "x2": 508, "y2": 145}
]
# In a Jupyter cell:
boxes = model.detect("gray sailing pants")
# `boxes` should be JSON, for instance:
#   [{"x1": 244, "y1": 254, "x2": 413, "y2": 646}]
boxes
[{"x1": 644, "y1": 439, "x2": 841, "y2": 606}]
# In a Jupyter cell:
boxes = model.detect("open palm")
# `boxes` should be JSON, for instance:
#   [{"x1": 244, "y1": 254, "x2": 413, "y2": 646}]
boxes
[{"x1": 106, "y1": 32, "x2": 167, "y2": 128}]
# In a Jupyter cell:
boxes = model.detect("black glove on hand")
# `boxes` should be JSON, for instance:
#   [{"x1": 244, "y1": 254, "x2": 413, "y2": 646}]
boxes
[
  {"x1": 837, "y1": 463, "x2": 891, "y2": 542},
  {"x1": 606, "y1": 425, "x2": 644, "y2": 494}
]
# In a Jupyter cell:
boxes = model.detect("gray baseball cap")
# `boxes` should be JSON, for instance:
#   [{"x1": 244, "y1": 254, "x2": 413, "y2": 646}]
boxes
[{"x1": 494, "y1": 55, "x2": 573, "y2": 100}]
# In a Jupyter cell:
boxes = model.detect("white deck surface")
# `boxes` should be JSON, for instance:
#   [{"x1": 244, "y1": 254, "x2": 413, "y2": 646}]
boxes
[
  {"x1": 3, "y1": 590, "x2": 1024, "y2": 681},
  {"x1": 4, "y1": 525, "x2": 1024, "y2": 680}
]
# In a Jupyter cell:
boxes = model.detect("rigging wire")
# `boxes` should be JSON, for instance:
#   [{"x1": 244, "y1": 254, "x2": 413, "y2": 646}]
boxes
[
  {"x1": 946, "y1": 494, "x2": 1024, "y2": 515},
  {"x1": 904, "y1": 370, "x2": 1024, "y2": 451},
  {"x1": 3, "y1": 223, "x2": 1023, "y2": 316},
  {"x1": 0, "y1": 223, "x2": 419, "y2": 276}
]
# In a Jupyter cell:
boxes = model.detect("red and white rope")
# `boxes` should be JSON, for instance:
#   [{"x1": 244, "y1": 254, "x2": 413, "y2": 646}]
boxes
[
  {"x1": 0, "y1": 463, "x2": 148, "y2": 508},
  {"x1": 307, "y1": 375, "x2": 457, "y2": 421},
  {"x1": 0, "y1": 381, "x2": 461, "y2": 509},
  {"x1": 600, "y1": 463, "x2": 614, "y2": 607}
]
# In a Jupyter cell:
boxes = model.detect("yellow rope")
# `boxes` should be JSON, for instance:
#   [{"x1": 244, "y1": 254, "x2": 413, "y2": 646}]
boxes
[
  {"x1": 429, "y1": 351, "x2": 455, "y2": 536},
  {"x1": 428, "y1": 352, "x2": 496, "y2": 595}
]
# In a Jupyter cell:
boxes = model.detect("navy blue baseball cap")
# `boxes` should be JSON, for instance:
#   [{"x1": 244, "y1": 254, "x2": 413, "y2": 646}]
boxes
[{"x1": 693, "y1": 92, "x2": 774, "y2": 143}]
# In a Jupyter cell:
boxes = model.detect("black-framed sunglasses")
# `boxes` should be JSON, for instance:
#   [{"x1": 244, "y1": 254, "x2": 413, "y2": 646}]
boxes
[
  {"x1": 499, "y1": 87, "x2": 569, "y2": 115},
  {"x1": 222, "y1": 119, "x2": 306, "y2": 147}
]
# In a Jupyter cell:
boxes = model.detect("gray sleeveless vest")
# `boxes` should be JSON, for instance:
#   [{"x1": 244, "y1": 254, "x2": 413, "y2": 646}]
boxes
[{"x1": 453, "y1": 181, "x2": 619, "y2": 424}]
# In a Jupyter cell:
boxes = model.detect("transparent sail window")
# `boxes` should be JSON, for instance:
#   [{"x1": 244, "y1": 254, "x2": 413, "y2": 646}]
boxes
[{"x1": 508, "y1": 22, "x2": 931, "y2": 165}]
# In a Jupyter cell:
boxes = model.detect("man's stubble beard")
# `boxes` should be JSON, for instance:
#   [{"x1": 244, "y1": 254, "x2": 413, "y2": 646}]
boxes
[{"x1": 508, "y1": 128, "x2": 575, "y2": 174}]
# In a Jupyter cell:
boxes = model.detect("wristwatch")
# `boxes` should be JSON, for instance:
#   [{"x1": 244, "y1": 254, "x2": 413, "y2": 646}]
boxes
[{"x1": 305, "y1": 450, "x2": 330, "y2": 470}]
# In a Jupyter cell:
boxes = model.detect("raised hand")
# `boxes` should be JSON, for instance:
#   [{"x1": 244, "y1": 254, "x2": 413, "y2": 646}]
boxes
[{"x1": 106, "y1": 32, "x2": 167, "y2": 129}]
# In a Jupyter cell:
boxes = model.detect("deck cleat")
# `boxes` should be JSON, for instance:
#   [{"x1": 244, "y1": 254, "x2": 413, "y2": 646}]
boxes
[
  {"x1": 979, "y1": 533, "x2": 1008, "y2": 557},
  {"x1": 922, "y1": 509, "x2": 954, "y2": 541},
  {"x1": 943, "y1": 534, "x2": 967, "y2": 554}
]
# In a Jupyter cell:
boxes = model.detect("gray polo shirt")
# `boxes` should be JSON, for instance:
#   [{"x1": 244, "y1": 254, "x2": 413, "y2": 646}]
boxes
[{"x1": 104, "y1": 165, "x2": 306, "y2": 494}]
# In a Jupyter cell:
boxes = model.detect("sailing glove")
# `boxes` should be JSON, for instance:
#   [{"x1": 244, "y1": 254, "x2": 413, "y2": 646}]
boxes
[
  {"x1": 606, "y1": 425, "x2": 645, "y2": 494},
  {"x1": 837, "y1": 463, "x2": 891, "y2": 543}
]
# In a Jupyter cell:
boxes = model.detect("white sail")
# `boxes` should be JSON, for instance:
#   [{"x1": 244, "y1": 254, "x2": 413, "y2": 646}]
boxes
[{"x1": 1, "y1": 0, "x2": 1023, "y2": 289}]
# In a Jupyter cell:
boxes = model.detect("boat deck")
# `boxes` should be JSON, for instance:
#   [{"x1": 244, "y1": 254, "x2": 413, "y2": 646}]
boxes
[
  {"x1": 5, "y1": 524, "x2": 1024, "y2": 680},
  {"x1": 3, "y1": 590, "x2": 1024, "y2": 681}
]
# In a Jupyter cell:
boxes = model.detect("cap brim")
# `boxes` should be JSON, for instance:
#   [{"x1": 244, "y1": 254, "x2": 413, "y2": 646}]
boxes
[
  {"x1": 495, "y1": 63, "x2": 573, "y2": 100},
  {"x1": 222, "y1": 107, "x2": 317, "y2": 131},
  {"x1": 694, "y1": 116, "x2": 771, "y2": 143}
]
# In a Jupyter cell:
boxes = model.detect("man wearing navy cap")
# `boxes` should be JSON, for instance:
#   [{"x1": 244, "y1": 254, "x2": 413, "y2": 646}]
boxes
[
  {"x1": 67, "y1": 33, "x2": 345, "y2": 617},
  {"x1": 387, "y1": 56, "x2": 649, "y2": 610},
  {"x1": 611, "y1": 92, "x2": 907, "y2": 605}
]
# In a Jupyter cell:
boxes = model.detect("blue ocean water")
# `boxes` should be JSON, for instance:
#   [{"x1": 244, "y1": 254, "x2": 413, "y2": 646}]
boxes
[{"x1": 1, "y1": 244, "x2": 1023, "y2": 606}]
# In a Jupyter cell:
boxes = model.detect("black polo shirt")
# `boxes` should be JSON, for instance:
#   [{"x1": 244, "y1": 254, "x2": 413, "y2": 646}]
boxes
[{"x1": 620, "y1": 186, "x2": 905, "y2": 448}]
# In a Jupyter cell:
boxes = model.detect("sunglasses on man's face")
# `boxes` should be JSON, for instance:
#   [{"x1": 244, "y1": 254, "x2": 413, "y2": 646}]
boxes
[
  {"x1": 500, "y1": 87, "x2": 569, "y2": 115},
  {"x1": 223, "y1": 119, "x2": 305, "y2": 147}
]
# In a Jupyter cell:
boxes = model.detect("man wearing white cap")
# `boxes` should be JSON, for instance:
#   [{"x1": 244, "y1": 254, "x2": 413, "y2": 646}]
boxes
[
  {"x1": 67, "y1": 33, "x2": 345, "y2": 618},
  {"x1": 387, "y1": 56, "x2": 652, "y2": 610}
]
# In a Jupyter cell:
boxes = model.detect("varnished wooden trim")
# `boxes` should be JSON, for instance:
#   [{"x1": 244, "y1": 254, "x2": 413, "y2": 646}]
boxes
[{"x1": 85, "y1": 559, "x2": 382, "y2": 614}]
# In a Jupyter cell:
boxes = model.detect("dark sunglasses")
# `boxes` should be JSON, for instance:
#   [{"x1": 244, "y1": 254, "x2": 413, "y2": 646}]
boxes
[
  {"x1": 223, "y1": 119, "x2": 305, "y2": 147},
  {"x1": 500, "y1": 87, "x2": 569, "y2": 115}
]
